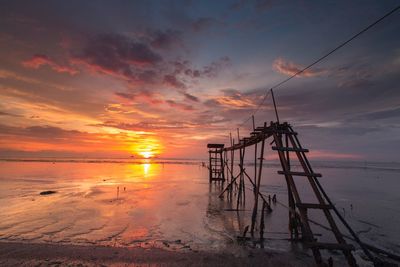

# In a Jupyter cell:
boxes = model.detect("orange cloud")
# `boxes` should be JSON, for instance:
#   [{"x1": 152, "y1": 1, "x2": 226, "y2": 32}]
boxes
[
  {"x1": 206, "y1": 89, "x2": 258, "y2": 109},
  {"x1": 0, "y1": 124, "x2": 164, "y2": 158},
  {"x1": 22, "y1": 54, "x2": 78, "y2": 75},
  {"x1": 273, "y1": 58, "x2": 325, "y2": 77}
]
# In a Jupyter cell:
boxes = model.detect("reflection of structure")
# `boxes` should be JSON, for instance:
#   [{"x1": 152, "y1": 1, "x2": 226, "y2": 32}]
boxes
[
  {"x1": 207, "y1": 144, "x2": 225, "y2": 182},
  {"x1": 206, "y1": 182, "x2": 245, "y2": 243},
  {"x1": 210, "y1": 121, "x2": 378, "y2": 266}
]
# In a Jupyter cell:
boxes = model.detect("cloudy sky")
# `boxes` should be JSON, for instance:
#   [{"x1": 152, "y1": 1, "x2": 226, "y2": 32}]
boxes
[{"x1": 0, "y1": 0, "x2": 399, "y2": 160}]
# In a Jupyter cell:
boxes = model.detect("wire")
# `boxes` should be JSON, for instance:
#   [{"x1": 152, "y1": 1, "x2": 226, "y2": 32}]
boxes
[{"x1": 233, "y1": 4, "x2": 400, "y2": 131}]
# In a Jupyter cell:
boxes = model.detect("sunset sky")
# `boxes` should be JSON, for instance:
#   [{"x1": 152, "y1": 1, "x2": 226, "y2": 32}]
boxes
[{"x1": 0, "y1": 1, "x2": 399, "y2": 160}]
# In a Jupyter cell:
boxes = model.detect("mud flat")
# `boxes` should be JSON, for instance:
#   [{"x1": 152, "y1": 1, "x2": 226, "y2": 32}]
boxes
[{"x1": 0, "y1": 241, "x2": 313, "y2": 267}]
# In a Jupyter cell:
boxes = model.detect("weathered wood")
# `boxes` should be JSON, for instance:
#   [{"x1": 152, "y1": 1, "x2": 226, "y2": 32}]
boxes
[
  {"x1": 211, "y1": 121, "x2": 376, "y2": 267},
  {"x1": 272, "y1": 146, "x2": 309, "y2": 152},
  {"x1": 250, "y1": 122, "x2": 266, "y2": 236},
  {"x1": 207, "y1": 143, "x2": 224, "y2": 148},
  {"x1": 272, "y1": 129, "x2": 323, "y2": 265},
  {"x1": 271, "y1": 89, "x2": 280, "y2": 124},
  {"x1": 208, "y1": 143, "x2": 225, "y2": 183},
  {"x1": 286, "y1": 129, "x2": 357, "y2": 266},
  {"x1": 260, "y1": 200, "x2": 266, "y2": 240}
]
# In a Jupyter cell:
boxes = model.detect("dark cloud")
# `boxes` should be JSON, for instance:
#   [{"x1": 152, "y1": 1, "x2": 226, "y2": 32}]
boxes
[
  {"x1": 163, "y1": 74, "x2": 186, "y2": 89},
  {"x1": 166, "y1": 100, "x2": 194, "y2": 111},
  {"x1": 202, "y1": 56, "x2": 231, "y2": 78},
  {"x1": 115, "y1": 92, "x2": 136, "y2": 100},
  {"x1": 148, "y1": 29, "x2": 183, "y2": 49},
  {"x1": 115, "y1": 91, "x2": 164, "y2": 105},
  {"x1": 357, "y1": 107, "x2": 400, "y2": 120},
  {"x1": 171, "y1": 56, "x2": 231, "y2": 79},
  {"x1": 74, "y1": 33, "x2": 162, "y2": 82},
  {"x1": 182, "y1": 92, "x2": 199, "y2": 102},
  {"x1": 67, "y1": 33, "x2": 231, "y2": 94}
]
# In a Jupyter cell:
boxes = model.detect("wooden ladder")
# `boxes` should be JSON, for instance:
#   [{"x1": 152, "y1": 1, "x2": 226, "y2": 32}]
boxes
[
  {"x1": 207, "y1": 144, "x2": 225, "y2": 182},
  {"x1": 272, "y1": 122, "x2": 357, "y2": 267}
]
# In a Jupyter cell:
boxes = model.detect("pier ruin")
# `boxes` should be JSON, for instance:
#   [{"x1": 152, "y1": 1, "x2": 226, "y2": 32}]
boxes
[{"x1": 206, "y1": 92, "x2": 384, "y2": 267}]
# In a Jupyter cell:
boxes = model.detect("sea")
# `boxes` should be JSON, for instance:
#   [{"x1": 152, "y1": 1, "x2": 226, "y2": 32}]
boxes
[{"x1": 0, "y1": 158, "x2": 399, "y2": 265}]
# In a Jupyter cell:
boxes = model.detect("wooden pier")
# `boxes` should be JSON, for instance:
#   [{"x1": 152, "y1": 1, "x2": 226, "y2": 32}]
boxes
[
  {"x1": 207, "y1": 120, "x2": 379, "y2": 266},
  {"x1": 207, "y1": 143, "x2": 225, "y2": 182}
]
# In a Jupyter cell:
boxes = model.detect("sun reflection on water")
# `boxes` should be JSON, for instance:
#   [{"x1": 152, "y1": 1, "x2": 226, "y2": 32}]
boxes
[{"x1": 143, "y1": 163, "x2": 150, "y2": 176}]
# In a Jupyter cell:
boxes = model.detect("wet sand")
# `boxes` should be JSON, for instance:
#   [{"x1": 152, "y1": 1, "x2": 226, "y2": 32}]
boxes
[
  {"x1": 0, "y1": 241, "x2": 313, "y2": 267},
  {"x1": 1, "y1": 160, "x2": 399, "y2": 266}
]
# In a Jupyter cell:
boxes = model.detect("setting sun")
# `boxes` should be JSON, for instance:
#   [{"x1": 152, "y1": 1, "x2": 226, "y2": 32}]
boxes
[
  {"x1": 139, "y1": 151, "x2": 153, "y2": 159},
  {"x1": 129, "y1": 137, "x2": 163, "y2": 159}
]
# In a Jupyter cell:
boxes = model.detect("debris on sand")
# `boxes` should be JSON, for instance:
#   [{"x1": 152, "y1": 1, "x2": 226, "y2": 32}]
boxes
[{"x1": 40, "y1": 190, "x2": 57, "y2": 195}]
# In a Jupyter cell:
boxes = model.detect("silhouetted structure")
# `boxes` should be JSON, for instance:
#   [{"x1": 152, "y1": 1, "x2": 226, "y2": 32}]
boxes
[
  {"x1": 207, "y1": 143, "x2": 225, "y2": 182},
  {"x1": 208, "y1": 121, "x2": 380, "y2": 267}
]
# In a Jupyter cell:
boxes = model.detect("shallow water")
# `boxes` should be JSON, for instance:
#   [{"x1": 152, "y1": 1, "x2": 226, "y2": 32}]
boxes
[{"x1": 0, "y1": 160, "x2": 399, "y2": 264}]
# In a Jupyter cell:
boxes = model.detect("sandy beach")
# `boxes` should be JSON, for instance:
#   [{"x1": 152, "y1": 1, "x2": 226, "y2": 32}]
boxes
[
  {"x1": 0, "y1": 241, "x2": 313, "y2": 267},
  {"x1": 1, "y1": 160, "x2": 399, "y2": 266}
]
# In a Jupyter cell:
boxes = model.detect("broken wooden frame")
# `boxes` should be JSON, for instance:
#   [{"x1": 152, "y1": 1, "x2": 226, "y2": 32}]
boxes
[{"x1": 208, "y1": 121, "x2": 379, "y2": 267}]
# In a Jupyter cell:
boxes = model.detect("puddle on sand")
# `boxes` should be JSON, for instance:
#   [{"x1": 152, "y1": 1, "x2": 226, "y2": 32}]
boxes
[{"x1": 0, "y1": 161, "x2": 399, "y2": 265}]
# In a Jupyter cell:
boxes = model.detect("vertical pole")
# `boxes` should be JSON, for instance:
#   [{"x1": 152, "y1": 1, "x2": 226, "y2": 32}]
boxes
[
  {"x1": 254, "y1": 143, "x2": 258, "y2": 192},
  {"x1": 225, "y1": 150, "x2": 228, "y2": 183},
  {"x1": 237, "y1": 127, "x2": 241, "y2": 194},
  {"x1": 237, "y1": 145, "x2": 246, "y2": 209},
  {"x1": 260, "y1": 200, "x2": 266, "y2": 241},
  {"x1": 209, "y1": 150, "x2": 212, "y2": 183},
  {"x1": 271, "y1": 89, "x2": 280, "y2": 124},
  {"x1": 285, "y1": 132, "x2": 294, "y2": 239},
  {"x1": 229, "y1": 133, "x2": 233, "y2": 186},
  {"x1": 237, "y1": 147, "x2": 243, "y2": 209},
  {"x1": 250, "y1": 122, "x2": 266, "y2": 236},
  {"x1": 220, "y1": 148, "x2": 225, "y2": 181},
  {"x1": 253, "y1": 115, "x2": 257, "y2": 189},
  {"x1": 242, "y1": 146, "x2": 246, "y2": 204},
  {"x1": 232, "y1": 138, "x2": 236, "y2": 192}
]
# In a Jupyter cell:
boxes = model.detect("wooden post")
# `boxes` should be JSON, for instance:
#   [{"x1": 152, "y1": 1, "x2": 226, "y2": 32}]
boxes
[
  {"x1": 209, "y1": 150, "x2": 212, "y2": 183},
  {"x1": 271, "y1": 89, "x2": 280, "y2": 124},
  {"x1": 250, "y1": 122, "x2": 266, "y2": 236},
  {"x1": 209, "y1": 121, "x2": 373, "y2": 266},
  {"x1": 237, "y1": 145, "x2": 246, "y2": 209},
  {"x1": 260, "y1": 200, "x2": 266, "y2": 240}
]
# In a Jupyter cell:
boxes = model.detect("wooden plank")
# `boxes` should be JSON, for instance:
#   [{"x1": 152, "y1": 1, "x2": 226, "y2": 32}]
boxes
[
  {"x1": 207, "y1": 143, "x2": 224, "y2": 148},
  {"x1": 277, "y1": 171, "x2": 322, "y2": 177},
  {"x1": 251, "y1": 130, "x2": 297, "y2": 135},
  {"x1": 272, "y1": 146, "x2": 309, "y2": 152}
]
